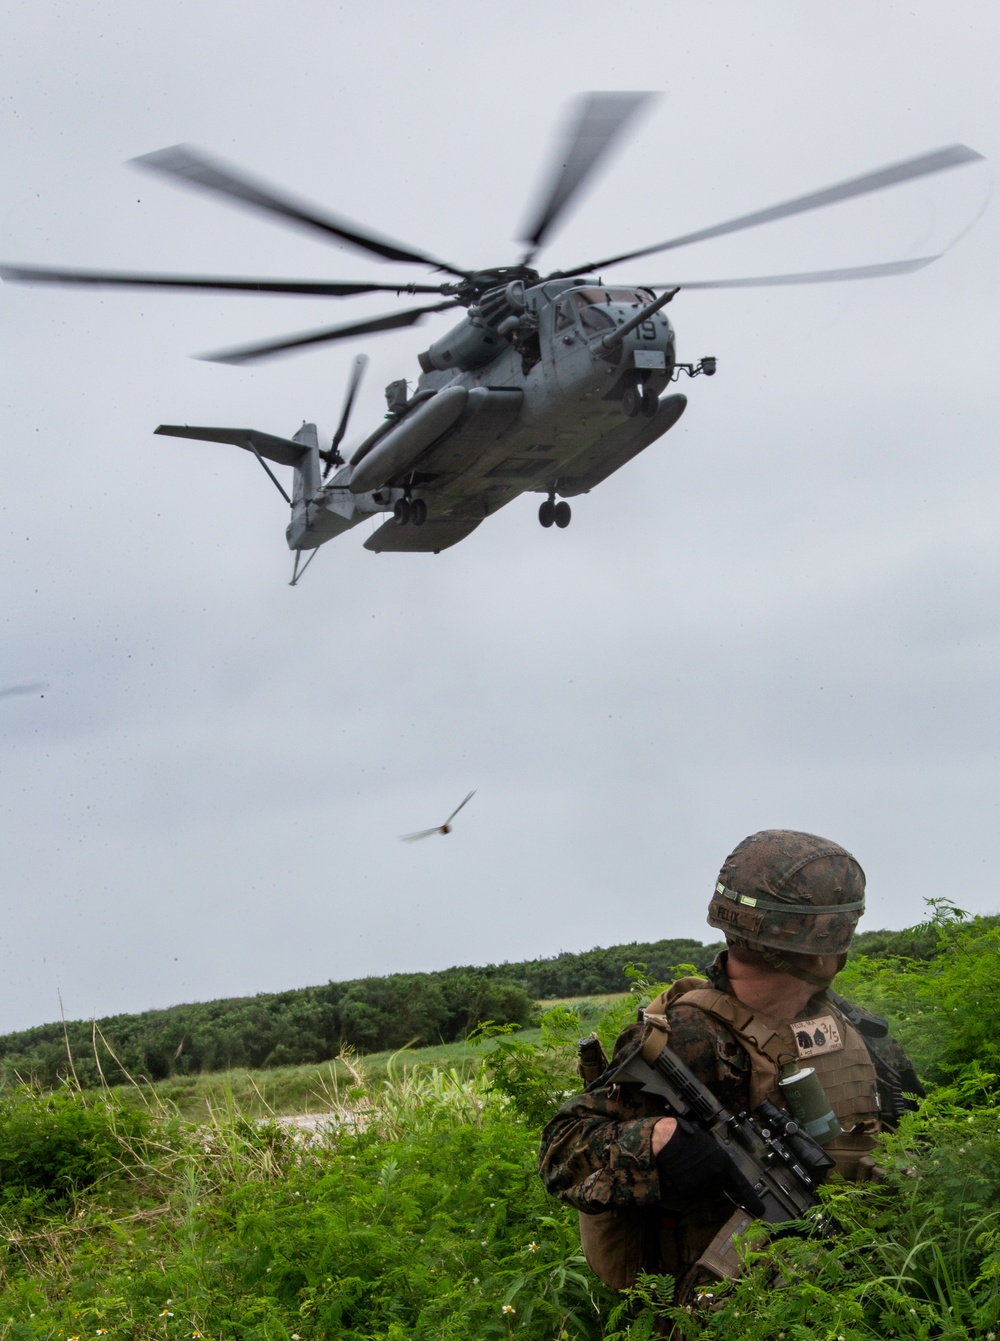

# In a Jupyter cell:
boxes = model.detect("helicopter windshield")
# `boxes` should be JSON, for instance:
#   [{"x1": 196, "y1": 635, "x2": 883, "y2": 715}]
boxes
[
  {"x1": 572, "y1": 287, "x2": 651, "y2": 306},
  {"x1": 554, "y1": 287, "x2": 654, "y2": 335}
]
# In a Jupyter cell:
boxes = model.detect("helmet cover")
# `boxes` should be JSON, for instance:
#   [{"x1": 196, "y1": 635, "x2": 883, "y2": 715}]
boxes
[{"x1": 708, "y1": 829, "x2": 865, "y2": 957}]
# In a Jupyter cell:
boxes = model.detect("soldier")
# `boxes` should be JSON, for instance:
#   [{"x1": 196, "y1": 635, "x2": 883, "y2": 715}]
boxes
[{"x1": 537, "y1": 829, "x2": 922, "y2": 1302}]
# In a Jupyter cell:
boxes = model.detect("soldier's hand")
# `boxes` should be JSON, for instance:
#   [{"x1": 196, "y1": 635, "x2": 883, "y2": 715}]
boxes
[
  {"x1": 656, "y1": 1118, "x2": 766, "y2": 1216},
  {"x1": 651, "y1": 1117, "x2": 677, "y2": 1155}
]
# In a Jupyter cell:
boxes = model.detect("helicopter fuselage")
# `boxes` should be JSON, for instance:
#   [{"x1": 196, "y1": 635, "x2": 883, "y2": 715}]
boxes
[{"x1": 287, "y1": 280, "x2": 693, "y2": 554}]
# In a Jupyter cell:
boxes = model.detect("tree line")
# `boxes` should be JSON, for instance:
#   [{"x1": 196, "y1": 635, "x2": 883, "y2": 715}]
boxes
[{"x1": 0, "y1": 925, "x2": 932, "y2": 1090}]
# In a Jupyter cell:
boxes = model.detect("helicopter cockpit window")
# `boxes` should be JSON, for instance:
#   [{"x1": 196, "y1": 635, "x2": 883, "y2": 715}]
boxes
[
  {"x1": 572, "y1": 287, "x2": 648, "y2": 307},
  {"x1": 577, "y1": 303, "x2": 614, "y2": 333},
  {"x1": 555, "y1": 286, "x2": 651, "y2": 334}
]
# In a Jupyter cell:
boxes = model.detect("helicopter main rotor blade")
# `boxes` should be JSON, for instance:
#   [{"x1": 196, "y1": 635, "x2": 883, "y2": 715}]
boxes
[
  {"x1": 200, "y1": 300, "x2": 460, "y2": 366},
  {"x1": 643, "y1": 256, "x2": 940, "y2": 291},
  {"x1": 520, "y1": 92, "x2": 656, "y2": 260},
  {"x1": 132, "y1": 144, "x2": 471, "y2": 279},
  {"x1": 554, "y1": 143, "x2": 984, "y2": 275},
  {"x1": 0, "y1": 263, "x2": 452, "y2": 298}
]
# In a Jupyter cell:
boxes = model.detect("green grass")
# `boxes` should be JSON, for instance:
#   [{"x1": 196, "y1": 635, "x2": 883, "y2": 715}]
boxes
[
  {"x1": 115, "y1": 1038, "x2": 488, "y2": 1123},
  {"x1": 100, "y1": 997, "x2": 630, "y2": 1123},
  {"x1": 1, "y1": 927, "x2": 999, "y2": 1340}
]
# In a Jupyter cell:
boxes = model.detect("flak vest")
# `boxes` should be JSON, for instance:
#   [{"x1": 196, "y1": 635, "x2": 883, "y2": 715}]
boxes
[{"x1": 578, "y1": 977, "x2": 881, "y2": 1292}]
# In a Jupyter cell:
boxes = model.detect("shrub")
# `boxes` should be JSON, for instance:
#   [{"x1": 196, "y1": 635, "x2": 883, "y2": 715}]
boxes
[{"x1": 0, "y1": 1086, "x2": 151, "y2": 1211}]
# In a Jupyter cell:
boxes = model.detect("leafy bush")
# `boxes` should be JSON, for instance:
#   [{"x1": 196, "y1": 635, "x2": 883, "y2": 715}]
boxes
[
  {"x1": 0, "y1": 1087, "x2": 151, "y2": 1210},
  {"x1": 837, "y1": 899, "x2": 1000, "y2": 1085},
  {"x1": 0, "y1": 1065, "x2": 612, "y2": 1339},
  {"x1": 643, "y1": 1076, "x2": 1000, "y2": 1340},
  {"x1": 0, "y1": 908, "x2": 997, "y2": 1339}
]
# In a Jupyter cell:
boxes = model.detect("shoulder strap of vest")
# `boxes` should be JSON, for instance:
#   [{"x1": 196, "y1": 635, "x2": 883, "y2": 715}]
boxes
[
  {"x1": 642, "y1": 977, "x2": 709, "y2": 1032},
  {"x1": 662, "y1": 986, "x2": 794, "y2": 1109},
  {"x1": 675, "y1": 988, "x2": 790, "y2": 1066},
  {"x1": 826, "y1": 988, "x2": 889, "y2": 1038}
]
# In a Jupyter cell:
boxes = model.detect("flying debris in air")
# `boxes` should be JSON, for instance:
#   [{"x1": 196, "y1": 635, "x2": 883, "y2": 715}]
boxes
[
  {"x1": 401, "y1": 790, "x2": 477, "y2": 842},
  {"x1": 0, "y1": 682, "x2": 47, "y2": 699}
]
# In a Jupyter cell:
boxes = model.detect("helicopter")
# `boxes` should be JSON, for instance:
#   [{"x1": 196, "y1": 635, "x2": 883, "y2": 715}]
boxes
[{"x1": 1, "y1": 93, "x2": 984, "y2": 579}]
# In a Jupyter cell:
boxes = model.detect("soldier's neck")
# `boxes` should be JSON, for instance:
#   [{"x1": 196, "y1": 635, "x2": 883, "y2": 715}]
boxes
[{"x1": 726, "y1": 956, "x2": 820, "y2": 1022}]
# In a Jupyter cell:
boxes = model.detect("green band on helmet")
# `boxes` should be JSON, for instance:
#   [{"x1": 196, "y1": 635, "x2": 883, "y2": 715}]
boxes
[{"x1": 714, "y1": 883, "x2": 865, "y2": 916}]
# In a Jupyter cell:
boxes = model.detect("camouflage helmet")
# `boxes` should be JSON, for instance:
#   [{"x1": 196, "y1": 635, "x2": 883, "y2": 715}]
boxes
[{"x1": 708, "y1": 829, "x2": 865, "y2": 957}]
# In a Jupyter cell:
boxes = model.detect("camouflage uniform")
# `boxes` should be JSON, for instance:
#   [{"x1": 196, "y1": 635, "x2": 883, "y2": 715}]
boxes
[{"x1": 537, "y1": 952, "x2": 922, "y2": 1285}]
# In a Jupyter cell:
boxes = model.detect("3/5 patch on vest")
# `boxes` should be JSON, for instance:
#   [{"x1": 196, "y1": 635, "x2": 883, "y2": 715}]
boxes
[{"x1": 792, "y1": 1014, "x2": 843, "y2": 1058}]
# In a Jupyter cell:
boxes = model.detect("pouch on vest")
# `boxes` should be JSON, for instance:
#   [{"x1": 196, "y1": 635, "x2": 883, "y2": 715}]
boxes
[{"x1": 577, "y1": 1206, "x2": 649, "y2": 1292}]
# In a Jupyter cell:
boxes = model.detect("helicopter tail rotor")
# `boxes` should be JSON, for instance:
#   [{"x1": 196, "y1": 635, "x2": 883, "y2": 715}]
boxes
[{"x1": 322, "y1": 354, "x2": 368, "y2": 479}]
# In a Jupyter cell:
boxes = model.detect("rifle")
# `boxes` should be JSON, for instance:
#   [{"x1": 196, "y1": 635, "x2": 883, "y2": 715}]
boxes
[{"x1": 612, "y1": 1037, "x2": 836, "y2": 1233}]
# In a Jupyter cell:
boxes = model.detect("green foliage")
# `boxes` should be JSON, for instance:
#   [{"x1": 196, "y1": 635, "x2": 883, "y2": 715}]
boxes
[
  {"x1": 0, "y1": 1062, "x2": 613, "y2": 1340},
  {"x1": 0, "y1": 937, "x2": 722, "y2": 1094},
  {"x1": 604, "y1": 1273, "x2": 676, "y2": 1339},
  {"x1": 0, "y1": 972, "x2": 535, "y2": 1093},
  {"x1": 654, "y1": 1080, "x2": 1000, "y2": 1340},
  {"x1": 1, "y1": 908, "x2": 998, "y2": 1339},
  {"x1": 0, "y1": 1086, "x2": 152, "y2": 1211},
  {"x1": 836, "y1": 903, "x2": 1000, "y2": 1085},
  {"x1": 474, "y1": 1010, "x2": 581, "y2": 1128},
  {"x1": 4, "y1": 918, "x2": 976, "y2": 1096}
]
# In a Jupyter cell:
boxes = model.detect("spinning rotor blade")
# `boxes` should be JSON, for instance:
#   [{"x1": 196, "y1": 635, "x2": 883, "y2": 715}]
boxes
[
  {"x1": 133, "y1": 144, "x2": 471, "y2": 278},
  {"x1": 200, "y1": 300, "x2": 460, "y2": 365},
  {"x1": 555, "y1": 143, "x2": 984, "y2": 275},
  {"x1": 521, "y1": 92, "x2": 656, "y2": 260},
  {"x1": 324, "y1": 353, "x2": 369, "y2": 478},
  {"x1": 645, "y1": 256, "x2": 940, "y2": 290},
  {"x1": 0, "y1": 264, "x2": 451, "y2": 298}
]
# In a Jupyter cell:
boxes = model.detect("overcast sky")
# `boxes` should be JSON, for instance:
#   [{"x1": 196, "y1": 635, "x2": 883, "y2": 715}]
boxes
[{"x1": 1, "y1": 2, "x2": 998, "y2": 1034}]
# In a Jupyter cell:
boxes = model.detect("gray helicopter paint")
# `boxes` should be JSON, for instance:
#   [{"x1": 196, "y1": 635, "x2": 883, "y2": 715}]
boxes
[
  {"x1": 167, "y1": 276, "x2": 687, "y2": 563},
  {"x1": 290, "y1": 422, "x2": 320, "y2": 502},
  {"x1": 365, "y1": 515, "x2": 485, "y2": 554},
  {"x1": 556, "y1": 394, "x2": 688, "y2": 497},
  {"x1": 153, "y1": 425, "x2": 307, "y2": 469},
  {"x1": 191, "y1": 280, "x2": 691, "y2": 557},
  {"x1": 349, "y1": 385, "x2": 469, "y2": 493},
  {"x1": 11, "y1": 92, "x2": 979, "y2": 568}
]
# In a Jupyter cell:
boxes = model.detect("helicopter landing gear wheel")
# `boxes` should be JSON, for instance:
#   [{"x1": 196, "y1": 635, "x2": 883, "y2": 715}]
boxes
[
  {"x1": 538, "y1": 499, "x2": 555, "y2": 528},
  {"x1": 393, "y1": 498, "x2": 411, "y2": 526},
  {"x1": 554, "y1": 501, "x2": 572, "y2": 528},
  {"x1": 622, "y1": 385, "x2": 642, "y2": 418},
  {"x1": 641, "y1": 388, "x2": 658, "y2": 417}
]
